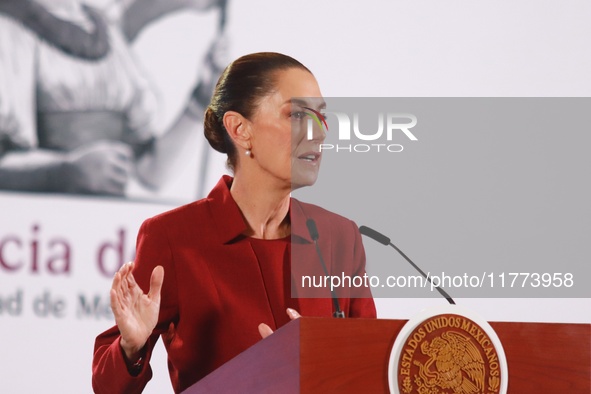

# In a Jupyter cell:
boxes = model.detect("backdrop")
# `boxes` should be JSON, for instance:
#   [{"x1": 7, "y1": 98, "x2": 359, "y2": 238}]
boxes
[{"x1": 0, "y1": 1, "x2": 589, "y2": 393}]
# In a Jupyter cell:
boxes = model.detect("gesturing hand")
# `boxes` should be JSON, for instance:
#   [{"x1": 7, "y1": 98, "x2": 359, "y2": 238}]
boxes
[
  {"x1": 110, "y1": 262, "x2": 164, "y2": 360},
  {"x1": 258, "y1": 308, "x2": 301, "y2": 339}
]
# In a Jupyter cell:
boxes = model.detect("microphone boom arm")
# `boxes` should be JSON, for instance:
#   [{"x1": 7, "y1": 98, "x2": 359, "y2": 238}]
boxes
[{"x1": 359, "y1": 225, "x2": 455, "y2": 305}]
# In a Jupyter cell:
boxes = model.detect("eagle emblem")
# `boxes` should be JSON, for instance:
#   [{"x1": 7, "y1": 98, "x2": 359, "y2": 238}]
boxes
[
  {"x1": 394, "y1": 313, "x2": 505, "y2": 394},
  {"x1": 414, "y1": 331, "x2": 485, "y2": 394}
]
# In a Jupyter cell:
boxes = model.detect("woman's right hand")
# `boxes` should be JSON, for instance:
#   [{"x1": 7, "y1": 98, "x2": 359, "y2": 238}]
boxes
[{"x1": 110, "y1": 262, "x2": 164, "y2": 360}]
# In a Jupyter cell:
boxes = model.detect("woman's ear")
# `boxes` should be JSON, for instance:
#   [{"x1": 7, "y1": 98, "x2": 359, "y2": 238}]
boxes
[{"x1": 223, "y1": 111, "x2": 251, "y2": 151}]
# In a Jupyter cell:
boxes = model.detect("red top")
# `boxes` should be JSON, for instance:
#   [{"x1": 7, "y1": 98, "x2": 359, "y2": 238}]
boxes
[
  {"x1": 248, "y1": 236, "x2": 297, "y2": 328},
  {"x1": 92, "y1": 176, "x2": 376, "y2": 393}
]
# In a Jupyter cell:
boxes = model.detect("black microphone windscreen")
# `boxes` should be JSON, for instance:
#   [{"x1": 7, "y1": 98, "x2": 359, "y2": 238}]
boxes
[
  {"x1": 306, "y1": 219, "x2": 319, "y2": 241},
  {"x1": 359, "y1": 225, "x2": 390, "y2": 246}
]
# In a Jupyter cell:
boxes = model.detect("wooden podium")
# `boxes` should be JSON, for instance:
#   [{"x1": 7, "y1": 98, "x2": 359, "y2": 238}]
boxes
[{"x1": 182, "y1": 317, "x2": 590, "y2": 393}]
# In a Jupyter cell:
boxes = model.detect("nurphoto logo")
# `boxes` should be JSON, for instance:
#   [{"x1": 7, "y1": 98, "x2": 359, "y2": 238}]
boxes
[{"x1": 305, "y1": 107, "x2": 418, "y2": 153}]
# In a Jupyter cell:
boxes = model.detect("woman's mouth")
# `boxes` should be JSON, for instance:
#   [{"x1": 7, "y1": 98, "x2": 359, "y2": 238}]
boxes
[{"x1": 298, "y1": 152, "x2": 320, "y2": 162}]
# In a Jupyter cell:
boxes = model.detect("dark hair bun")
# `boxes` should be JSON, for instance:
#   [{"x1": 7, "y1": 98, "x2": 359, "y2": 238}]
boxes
[
  {"x1": 204, "y1": 107, "x2": 227, "y2": 153},
  {"x1": 204, "y1": 52, "x2": 311, "y2": 171}
]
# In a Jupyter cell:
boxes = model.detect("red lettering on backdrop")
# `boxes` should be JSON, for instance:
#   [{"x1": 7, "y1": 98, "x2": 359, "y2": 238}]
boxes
[
  {"x1": 0, "y1": 224, "x2": 71, "y2": 275},
  {"x1": 97, "y1": 228, "x2": 127, "y2": 278},
  {"x1": 0, "y1": 236, "x2": 23, "y2": 271}
]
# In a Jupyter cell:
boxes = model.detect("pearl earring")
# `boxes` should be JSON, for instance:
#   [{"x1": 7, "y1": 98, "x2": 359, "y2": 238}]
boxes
[{"x1": 245, "y1": 149, "x2": 251, "y2": 156}]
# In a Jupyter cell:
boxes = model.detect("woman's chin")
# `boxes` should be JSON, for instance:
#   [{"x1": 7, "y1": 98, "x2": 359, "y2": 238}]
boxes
[{"x1": 290, "y1": 172, "x2": 319, "y2": 191}]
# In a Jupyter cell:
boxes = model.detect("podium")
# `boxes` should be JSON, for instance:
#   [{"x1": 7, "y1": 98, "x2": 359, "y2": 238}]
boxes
[{"x1": 182, "y1": 317, "x2": 590, "y2": 393}]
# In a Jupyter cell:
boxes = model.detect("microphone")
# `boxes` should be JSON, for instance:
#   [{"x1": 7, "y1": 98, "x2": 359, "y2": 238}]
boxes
[
  {"x1": 359, "y1": 225, "x2": 455, "y2": 305},
  {"x1": 306, "y1": 219, "x2": 345, "y2": 318},
  {"x1": 306, "y1": 218, "x2": 319, "y2": 241}
]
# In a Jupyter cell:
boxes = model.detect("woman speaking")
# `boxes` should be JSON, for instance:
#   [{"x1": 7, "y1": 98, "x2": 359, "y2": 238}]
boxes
[{"x1": 92, "y1": 52, "x2": 376, "y2": 393}]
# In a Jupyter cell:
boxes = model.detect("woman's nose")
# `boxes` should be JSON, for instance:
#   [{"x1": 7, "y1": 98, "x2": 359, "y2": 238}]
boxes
[{"x1": 306, "y1": 117, "x2": 327, "y2": 142}]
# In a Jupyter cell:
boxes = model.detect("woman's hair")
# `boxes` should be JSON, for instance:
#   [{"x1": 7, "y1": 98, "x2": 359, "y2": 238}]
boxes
[{"x1": 204, "y1": 52, "x2": 311, "y2": 171}]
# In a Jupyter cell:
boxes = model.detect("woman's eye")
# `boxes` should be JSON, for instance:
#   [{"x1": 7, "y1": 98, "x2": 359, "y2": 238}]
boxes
[{"x1": 291, "y1": 111, "x2": 306, "y2": 119}]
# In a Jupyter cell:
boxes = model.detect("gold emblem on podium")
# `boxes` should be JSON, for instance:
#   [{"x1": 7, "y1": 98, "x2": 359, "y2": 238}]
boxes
[{"x1": 396, "y1": 314, "x2": 503, "y2": 394}]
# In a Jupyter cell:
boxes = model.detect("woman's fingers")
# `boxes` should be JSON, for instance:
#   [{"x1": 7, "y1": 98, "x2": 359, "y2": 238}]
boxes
[
  {"x1": 148, "y1": 266, "x2": 164, "y2": 302},
  {"x1": 108, "y1": 262, "x2": 164, "y2": 357},
  {"x1": 126, "y1": 264, "x2": 147, "y2": 300},
  {"x1": 111, "y1": 263, "x2": 130, "y2": 314},
  {"x1": 109, "y1": 288, "x2": 120, "y2": 314},
  {"x1": 112, "y1": 262, "x2": 164, "y2": 306},
  {"x1": 287, "y1": 308, "x2": 301, "y2": 320},
  {"x1": 112, "y1": 270, "x2": 125, "y2": 304},
  {"x1": 258, "y1": 323, "x2": 273, "y2": 339},
  {"x1": 118, "y1": 263, "x2": 134, "y2": 302},
  {"x1": 111, "y1": 270, "x2": 121, "y2": 293},
  {"x1": 259, "y1": 308, "x2": 302, "y2": 339},
  {"x1": 126, "y1": 264, "x2": 138, "y2": 288}
]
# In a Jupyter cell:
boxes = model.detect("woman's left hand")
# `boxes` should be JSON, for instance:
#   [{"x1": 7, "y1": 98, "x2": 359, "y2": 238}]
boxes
[{"x1": 258, "y1": 308, "x2": 301, "y2": 339}]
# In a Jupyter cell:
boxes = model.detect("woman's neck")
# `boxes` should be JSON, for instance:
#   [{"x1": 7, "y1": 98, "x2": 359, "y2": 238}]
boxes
[{"x1": 230, "y1": 173, "x2": 291, "y2": 240}]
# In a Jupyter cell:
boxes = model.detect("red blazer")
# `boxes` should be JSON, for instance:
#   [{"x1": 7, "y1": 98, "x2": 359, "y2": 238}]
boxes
[{"x1": 92, "y1": 176, "x2": 376, "y2": 393}]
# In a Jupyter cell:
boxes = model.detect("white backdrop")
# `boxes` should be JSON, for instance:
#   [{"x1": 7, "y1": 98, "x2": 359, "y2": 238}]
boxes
[{"x1": 1, "y1": 1, "x2": 590, "y2": 393}]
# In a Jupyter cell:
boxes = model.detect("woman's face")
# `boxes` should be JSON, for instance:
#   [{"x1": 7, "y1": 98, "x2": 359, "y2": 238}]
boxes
[{"x1": 247, "y1": 68, "x2": 326, "y2": 190}]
